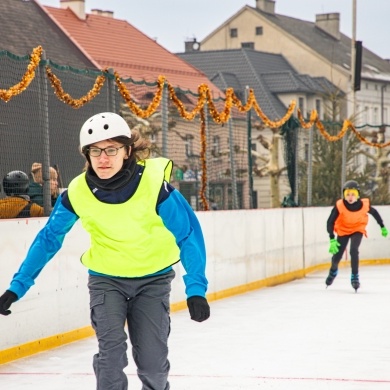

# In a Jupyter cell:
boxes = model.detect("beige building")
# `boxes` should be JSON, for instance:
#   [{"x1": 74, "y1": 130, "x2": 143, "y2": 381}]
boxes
[
  {"x1": 200, "y1": 0, "x2": 390, "y2": 123},
  {"x1": 196, "y1": 0, "x2": 390, "y2": 202}
]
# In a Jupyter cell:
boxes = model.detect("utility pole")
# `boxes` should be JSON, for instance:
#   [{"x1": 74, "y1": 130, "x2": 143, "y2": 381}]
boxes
[
  {"x1": 342, "y1": 0, "x2": 357, "y2": 195},
  {"x1": 351, "y1": 0, "x2": 357, "y2": 117}
]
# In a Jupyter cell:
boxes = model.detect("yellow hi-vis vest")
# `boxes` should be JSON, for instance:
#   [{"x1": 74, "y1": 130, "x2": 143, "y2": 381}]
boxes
[{"x1": 67, "y1": 158, "x2": 180, "y2": 277}]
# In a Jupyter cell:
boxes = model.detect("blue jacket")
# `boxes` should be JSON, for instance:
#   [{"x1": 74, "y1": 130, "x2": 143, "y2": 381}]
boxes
[{"x1": 8, "y1": 164, "x2": 208, "y2": 300}]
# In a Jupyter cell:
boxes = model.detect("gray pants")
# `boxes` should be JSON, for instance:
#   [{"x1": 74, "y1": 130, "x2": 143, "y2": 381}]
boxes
[{"x1": 88, "y1": 270, "x2": 175, "y2": 390}]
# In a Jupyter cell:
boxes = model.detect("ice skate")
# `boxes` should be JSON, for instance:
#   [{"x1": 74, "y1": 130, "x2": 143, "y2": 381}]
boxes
[
  {"x1": 325, "y1": 269, "x2": 338, "y2": 287},
  {"x1": 351, "y1": 274, "x2": 360, "y2": 292}
]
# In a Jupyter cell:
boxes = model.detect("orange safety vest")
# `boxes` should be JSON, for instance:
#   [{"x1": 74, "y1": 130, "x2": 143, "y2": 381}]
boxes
[{"x1": 334, "y1": 198, "x2": 369, "y2": 237}]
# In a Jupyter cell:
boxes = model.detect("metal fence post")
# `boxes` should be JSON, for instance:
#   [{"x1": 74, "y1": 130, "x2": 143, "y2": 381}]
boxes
[
  {"x1": 205, "y1": 101, "x2": 210, "y2": 206},
  {"x1": 161, "y1": 82, "x2": 168, "y2": 157},
  {"x1": 107, "y1": 68, "x2": 116, "y2": 112},
  {"x1": 228, "y1": 118, "x2": 238, "y2": 209},
  {"x1": 306, "y1": 127, "x2": 313, "y2": 206},
  {"x1": 246, "y1": 86, "x2": 254, "y2": 209},
  {"x1": 38, "y1": 50, "x2": 52, "y2": 216}
]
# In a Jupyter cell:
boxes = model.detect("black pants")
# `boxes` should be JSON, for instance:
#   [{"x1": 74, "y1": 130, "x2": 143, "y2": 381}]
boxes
[{"x1": 330, "y1": 232, "x2": 363, "y2": 275}]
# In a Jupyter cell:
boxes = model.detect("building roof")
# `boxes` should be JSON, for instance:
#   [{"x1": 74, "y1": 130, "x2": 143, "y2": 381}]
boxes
[
  {"x1": 0, "y1": 0, "x2": 94, "y2": 68},
  {"x1": 178, "y1": 48, "x2": 339, "y2": 118},
  {"x1": 251, "y1": 6, "x2": 390, "y2": 80},
  {"x1": 201, "y1": 4, "x2": 390, "y2": 82},
  {"x1": 42, "y1": 4, "x2": 222, "y2": 96}
]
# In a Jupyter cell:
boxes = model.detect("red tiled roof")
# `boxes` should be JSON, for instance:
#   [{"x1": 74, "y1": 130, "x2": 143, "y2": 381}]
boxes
[{"x1": 43, "y1": 6, "x2": 223, "y2": 97}]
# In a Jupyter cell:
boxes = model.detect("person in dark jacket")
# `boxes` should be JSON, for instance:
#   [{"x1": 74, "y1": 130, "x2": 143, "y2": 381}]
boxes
[
  {"x1": 0, "y1": 170, "x2": 43, "y2": 218},
  {"x1": 325, "y1": 180, "x2": 388, "y2": 291},
  {"x1": 0, "y1": 112, "x2": 210, "y2": 390}
]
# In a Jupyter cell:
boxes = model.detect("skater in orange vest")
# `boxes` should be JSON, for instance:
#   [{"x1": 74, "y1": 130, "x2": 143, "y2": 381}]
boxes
[{"x1": 325, "y1": 180, "x2": 388, "y2": 291}]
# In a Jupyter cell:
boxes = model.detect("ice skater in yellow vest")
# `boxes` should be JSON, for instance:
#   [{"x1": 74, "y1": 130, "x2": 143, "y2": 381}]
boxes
[
  {"x1": 325, "y1": 180, "x2": 388, "y2": 292},
  {"x1": 0, "y1": 112, "x2": 210, "y2": 390}
]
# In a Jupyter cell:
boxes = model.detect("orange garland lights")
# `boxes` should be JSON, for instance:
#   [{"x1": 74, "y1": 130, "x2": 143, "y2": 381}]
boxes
[
  {"x1": 3, "y1": 45, "x2": 390, "y2": 209},
  {"x1": 115, "y1": 72, "x2": 164, "y2": 118},
  {"x1": 0, "y1": 46, "x2": 42, "y2": 102},
  {"x1": 297, "y1": 109, "x2": 390, "y2": 148},
  {"x1": 46, "y1": 67, "x2": 106, "y2": 109},
  {"x1": 2, "y1": 46, "x2": 387, "y2": 149}
]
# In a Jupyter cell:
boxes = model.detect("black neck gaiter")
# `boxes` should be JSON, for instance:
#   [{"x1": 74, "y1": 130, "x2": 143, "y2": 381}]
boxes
[
  {"x1": 86, "y1": 157, "x2": 137, "y2": 191},
  {"x1": 343, "y1": 198, "x2": 363, "y2": 211}
]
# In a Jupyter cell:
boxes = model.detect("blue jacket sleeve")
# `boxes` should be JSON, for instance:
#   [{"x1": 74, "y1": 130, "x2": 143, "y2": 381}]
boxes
[
  {"x1": 8, "y1": 194, "x2": 78, "y2": 299},
  {"x1": 157, "y1": 188, "x2": 208, "y2": 299}
]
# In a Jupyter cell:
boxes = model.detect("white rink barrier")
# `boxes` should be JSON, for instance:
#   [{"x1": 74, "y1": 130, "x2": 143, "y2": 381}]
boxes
[{"x1": 1, "y1": 206, "x2": 390, "y2": 362}]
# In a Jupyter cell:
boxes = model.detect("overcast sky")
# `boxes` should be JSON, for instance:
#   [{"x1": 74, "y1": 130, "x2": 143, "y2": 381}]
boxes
[{"x1": 38, "y1": 0, "x2": 390, "y2": 59}]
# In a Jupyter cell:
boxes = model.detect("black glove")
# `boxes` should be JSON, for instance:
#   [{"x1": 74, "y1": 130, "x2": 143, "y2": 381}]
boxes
[
  {"x1": 187, "y1": 296, "x2": 210, "y2": 322},
  {"x1": 0, "y1": 290, "x2": 18, "y2": 316}
]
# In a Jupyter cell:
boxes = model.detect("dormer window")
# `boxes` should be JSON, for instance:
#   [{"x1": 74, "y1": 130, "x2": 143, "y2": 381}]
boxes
[
  {"x1": 230, "y1": 28, "x2": 238, "y2": 38},
  {"x1": 241, "y1": 42, "x2": 254, "y2": 49}
]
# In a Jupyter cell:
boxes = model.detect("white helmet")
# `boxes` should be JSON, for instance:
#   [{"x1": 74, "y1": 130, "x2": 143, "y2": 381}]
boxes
[{"x1": 80, "y1": 112, "x2": 131, "y2": 149}]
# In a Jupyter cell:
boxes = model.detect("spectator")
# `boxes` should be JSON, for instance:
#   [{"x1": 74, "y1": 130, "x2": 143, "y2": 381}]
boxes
[
  {"x1": 0, "y1": 112, "x2": 210, "y2": 390},
  {"x1": 0, "y1": 171, "x2": 44, "y2": 218},
  {"x1": 29, "y1": 163, "x2": 59, "y2": 207}
]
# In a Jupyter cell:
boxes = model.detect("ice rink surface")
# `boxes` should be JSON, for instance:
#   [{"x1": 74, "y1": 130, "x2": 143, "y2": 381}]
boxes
[{"x1": 1, "y1": 265, "x2": 390, "y2": 389}]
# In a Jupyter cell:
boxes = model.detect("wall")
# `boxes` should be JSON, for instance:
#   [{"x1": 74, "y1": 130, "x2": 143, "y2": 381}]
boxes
[{"x1": 1, "y1": 206, "x2": 389, "y2": 358}]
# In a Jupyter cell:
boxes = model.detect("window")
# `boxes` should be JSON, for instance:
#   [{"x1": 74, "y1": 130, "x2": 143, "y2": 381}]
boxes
[
  {"x1": 230, "y1": 28, "x2": 238, "y2": 38},
  {"x1": 373, "y1": 107, "x2": 378, "y2": 125},
  {"x1": 304, "y1": 143, "x2": 309, "y2": 162},
  {"x1": 212, "y1": 136, "x2": 220, "y2": 157},
  {"x1": 234, "y1": 90, "x2": 244, "y2": 102},
  {"x1": 356, "y1": 105, "x2": 363, "y2": 126},
  {"x1": 185, "y1": 134, "x2": 193, "y2": 156},
  {"x1": 175, "y1": 90, "x2": 192, "y2": 104},
  {"x1": 255, "y1": 26, "x2": 263, "y2": 35},
  {"x1": 298, "y1": 97, "x2": 304, "y2": 116},
  {"x1": 315, "y1": 99, "x2": 321, "y2": 119},
  {"x1": 241, "y1": 42, "x2": 254, "y2": 49},
  {"x1": 364, "y1": 106, "x2": 369, "y2": 124}
]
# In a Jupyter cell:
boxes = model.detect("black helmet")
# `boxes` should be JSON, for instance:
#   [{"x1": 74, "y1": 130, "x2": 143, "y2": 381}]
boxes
[
  {"x1": 3, "y1": 170, "x2": 29, "y2": 196},
  {"x1": 343, "y1": 180, "x2": 360, "y2": 194}
]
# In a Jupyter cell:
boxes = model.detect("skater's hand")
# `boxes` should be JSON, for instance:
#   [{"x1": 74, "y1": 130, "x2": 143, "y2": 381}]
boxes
[
  {"x1": 381, "y1": 227, "x2": 388, "y2": 237},
  {"x1": 187, "y1": 296, "x2": 210, "y2": 322},
  {"x1": 329, "y1": 239, "x2": 340, "y2": 255},
  {"x1": 0, "y1": 290, "x2": 18, "y2": 316}
]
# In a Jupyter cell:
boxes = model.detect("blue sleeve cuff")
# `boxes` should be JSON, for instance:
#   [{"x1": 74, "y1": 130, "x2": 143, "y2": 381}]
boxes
[{"x1": 158, "y1": 189, "x2": 208, "y2": 298}]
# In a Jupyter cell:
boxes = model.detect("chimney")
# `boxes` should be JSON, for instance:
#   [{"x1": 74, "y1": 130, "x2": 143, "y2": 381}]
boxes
[
  {"x1": 60, "y1": 0, "x2": 85, "y2": 20},
  {"x1": 315, "y1": 13, "x2": 340, "y2": 40},
  {"x1": 255, "y1": 0, "x2": 275, "y2": 15},
  {"x1": 184, "y1": 38, "x2": 201, "y2": 53},
  {"x1": 91, "y1": 9, "x2": 114, "y2": 18}
]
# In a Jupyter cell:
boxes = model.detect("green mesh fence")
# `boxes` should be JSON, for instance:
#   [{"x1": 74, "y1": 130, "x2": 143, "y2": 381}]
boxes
[
  {"x1": 3, "y1": 50, "x2": 386, "y2": 215},
  {"x1": 0, "y1": 51, "x2": 252, "y2": 213}
]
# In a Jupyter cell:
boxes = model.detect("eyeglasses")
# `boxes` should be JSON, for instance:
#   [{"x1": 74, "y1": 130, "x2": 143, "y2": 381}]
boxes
[{"x1": 88, "y1": 145, "x2": 125, "y2": 157}]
